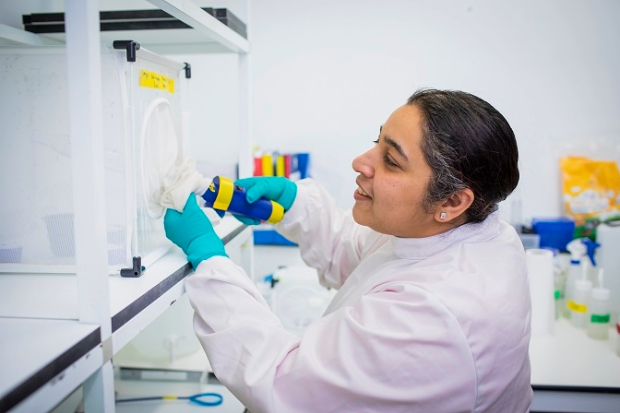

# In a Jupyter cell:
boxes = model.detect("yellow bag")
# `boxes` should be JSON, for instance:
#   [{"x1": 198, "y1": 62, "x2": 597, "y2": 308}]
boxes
[{"x1": 560, "y1": 156, "x2": 620, "y2": 226}]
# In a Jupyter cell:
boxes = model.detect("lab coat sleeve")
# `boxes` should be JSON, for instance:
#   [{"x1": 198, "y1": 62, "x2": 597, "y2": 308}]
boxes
[
  {"x1": 275, "y1": 179, "x2": 387, "y2": 289},
  {"x1": 186, "y1": 257, "x2": 477, "y2": 413}
]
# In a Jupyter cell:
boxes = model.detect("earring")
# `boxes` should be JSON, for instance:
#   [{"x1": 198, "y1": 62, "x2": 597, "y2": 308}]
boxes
[{"x1": 440, "y1": 212, "x2": 447, "y2": 220}]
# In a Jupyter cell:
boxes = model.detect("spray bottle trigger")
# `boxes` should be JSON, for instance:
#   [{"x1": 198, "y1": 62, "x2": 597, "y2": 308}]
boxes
[{"x1": 582, "y1": 238, "x2": 601, "y2": 267}]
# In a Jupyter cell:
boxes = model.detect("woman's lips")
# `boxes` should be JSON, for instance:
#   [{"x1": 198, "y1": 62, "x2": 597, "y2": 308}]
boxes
[{"x1": 354, "y1": 186, "x2": 372, "y2": 200}]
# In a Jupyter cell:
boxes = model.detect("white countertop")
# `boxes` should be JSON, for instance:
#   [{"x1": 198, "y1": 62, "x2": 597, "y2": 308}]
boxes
[{"x1": 530, "y1": 317, "x2": 620, "y2": 388}]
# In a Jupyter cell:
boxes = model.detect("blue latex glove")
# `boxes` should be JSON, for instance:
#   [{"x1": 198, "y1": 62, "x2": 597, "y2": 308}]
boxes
[
  {"x1": 233, "y1": 177, "x2": 298, "y2": 225},
  {"x1": 164, "y1": 194, "x2": 227, "y2": 269}
]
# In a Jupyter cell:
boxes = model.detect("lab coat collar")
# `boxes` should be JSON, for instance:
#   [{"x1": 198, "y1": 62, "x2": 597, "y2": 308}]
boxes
[{"x1": 390, "y1": 212, "x2": 501, "y2": 260}]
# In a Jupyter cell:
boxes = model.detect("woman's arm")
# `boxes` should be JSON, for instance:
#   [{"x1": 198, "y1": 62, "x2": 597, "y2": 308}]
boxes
[
  {"x1": 275, "y1": 179, "x2": 387, "y2": 289},
  {"x1": 186, "y1": 257, "x2": 476, "y2": 413}
]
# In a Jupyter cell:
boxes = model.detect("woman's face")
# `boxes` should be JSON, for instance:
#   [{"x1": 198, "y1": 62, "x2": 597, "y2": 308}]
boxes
[{"x1": 352, "y1": 104, "x2": 441, "y2": 238}]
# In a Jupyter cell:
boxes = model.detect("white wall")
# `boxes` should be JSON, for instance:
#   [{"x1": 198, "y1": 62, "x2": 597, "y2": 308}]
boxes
[
  {"x1": 3, "y1": 0, "x2": 619, "y2": 223},
  {"x1": 248, "y1": 0, "x2": 620, "y2": 224}
]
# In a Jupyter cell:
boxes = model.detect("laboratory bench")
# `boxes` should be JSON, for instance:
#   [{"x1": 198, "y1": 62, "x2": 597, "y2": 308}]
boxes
[
  {"x1": 0, "y1": 217, "x2": 251, "y2": 413},
  {"x1": 530, "y1": 317, "x2": 620, "y2": 412}
]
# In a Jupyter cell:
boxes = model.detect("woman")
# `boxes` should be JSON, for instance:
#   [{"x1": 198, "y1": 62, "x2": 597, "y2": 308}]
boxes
[{"x1": 164, "y1": 89, "x2": 532, "y2": 412}]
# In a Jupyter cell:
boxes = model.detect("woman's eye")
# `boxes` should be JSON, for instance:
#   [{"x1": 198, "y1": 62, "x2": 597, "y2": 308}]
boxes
[
  {"x1": 373, "y1": 138, "x2": 398, "y2": 168},
  {"x1": 384, "y1": 155, "x2": 398, "y2": 167}
]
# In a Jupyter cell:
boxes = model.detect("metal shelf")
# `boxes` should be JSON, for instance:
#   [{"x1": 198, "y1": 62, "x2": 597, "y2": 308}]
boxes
[
  {"x1": 0, "y1": 218, "x2": 251, "y2": 411},
  {"x1": 0, "y1": 217, "x2": 247, "y2": 321},
  {"x1": 0, "y1": 0, "x2": 252, "y2": 410},
  {"x1": 0, "y1": 319, "x2": 101, "y2": 413},
  {"x1": 0, "y1": 0, "x2": 248, "y2": 54}
]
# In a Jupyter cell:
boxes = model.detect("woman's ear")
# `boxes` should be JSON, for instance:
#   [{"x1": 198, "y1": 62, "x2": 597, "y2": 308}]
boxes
[{"x1": 434, "y1": 188, "x2": 474, "y2": 223}]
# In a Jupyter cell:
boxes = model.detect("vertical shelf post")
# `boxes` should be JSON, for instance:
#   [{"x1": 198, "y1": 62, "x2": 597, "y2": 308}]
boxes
[
  {"x1": 238, "y1": 1, "x2": 254, "y2": 285},
  {"x1": 65, "y1": 0, "x2": 114, "y2": 410},
  {"x1": 238, "y1": 52, "x2": 252, "y2": 178}
]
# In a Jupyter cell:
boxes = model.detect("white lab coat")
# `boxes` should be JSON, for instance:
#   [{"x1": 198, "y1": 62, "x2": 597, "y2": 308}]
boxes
[{"x1": 186, "y1": 179, "x2": 532, "y2": 413}]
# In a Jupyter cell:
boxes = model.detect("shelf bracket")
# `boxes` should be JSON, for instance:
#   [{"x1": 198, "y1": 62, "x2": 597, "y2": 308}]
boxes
[
  {"x1": 120, "y1": 256, "x2": 145, "y2": 278},
  {"x1": 112, "y1": 40, "x2": 141, "y2": 62},
  {"x1": 184, "y1": 62, "x2": 191, "y2": 79}
]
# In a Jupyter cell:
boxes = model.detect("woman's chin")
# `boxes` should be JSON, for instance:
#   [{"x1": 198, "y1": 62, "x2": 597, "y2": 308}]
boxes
[{"x1": 351, "y1": 206, "x2": 365, "y2": 225}]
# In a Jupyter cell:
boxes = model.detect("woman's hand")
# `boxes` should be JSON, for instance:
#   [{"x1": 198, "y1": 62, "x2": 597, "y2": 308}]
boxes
[
  {"x1": 232, "y1": 177, "x2": 297, "y2": 225},
  {"x1": 164, "y1": 194, "x2": 227, "y2": 269}
]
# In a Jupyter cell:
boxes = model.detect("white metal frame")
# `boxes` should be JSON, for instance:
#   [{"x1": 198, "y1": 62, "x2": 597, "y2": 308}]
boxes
[
  {"x1": 0, "y1": 0, "x2": 252, "y2": 411},
  {"x1": 65, "y1": 1, "x2": 113, "y2": 411}
]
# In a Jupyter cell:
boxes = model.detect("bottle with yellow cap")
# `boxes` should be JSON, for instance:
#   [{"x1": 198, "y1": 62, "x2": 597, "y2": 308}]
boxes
[{"x1": 201, "y1": 176, "x2": 285, "y2": 224}]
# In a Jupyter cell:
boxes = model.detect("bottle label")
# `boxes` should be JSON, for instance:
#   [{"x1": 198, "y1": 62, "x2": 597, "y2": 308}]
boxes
[
  {"x1": 590, "y1": 314, "x2": 610, "y2": 323},
  {"x1": 567, "y1": 300, "x2": 587, "y2": 313},
  {"x1": 554, "y1": 290, "x2": 561, "y2": 300}
]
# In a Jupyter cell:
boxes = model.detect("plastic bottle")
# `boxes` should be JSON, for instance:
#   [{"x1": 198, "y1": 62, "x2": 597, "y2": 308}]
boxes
[
  {"x1": 587, "y1": 269, "x2": 611, "y2": 340},
  {"x1": 555, "y1": 253, "x2": 570, "y2": 320},
  {"x1": 568, "y1": 260, "x2": 592, "y2": 329},
  {"x1": 563, "y1": 239, "x2": 586, "y2": 319},
  {"x1": 596, "y1": 221, "x2": 620, "y2": 324},
  {"x1": 510, "y1": 190, "x2": 523, "y2": 232},
  {"x1": 564, "y1": 238, "x2": 599, "y2": 320},
  {"x1": 583, "y1": 238, "x2": 601, "y2": 284},
  {"x1": 549, "y1": 249, "x2": 564, "y2": 320}
]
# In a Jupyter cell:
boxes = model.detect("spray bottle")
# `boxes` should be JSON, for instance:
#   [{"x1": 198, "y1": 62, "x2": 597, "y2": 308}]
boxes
[
  {"x1": 587, "y1": 269, "x2": 611, "y2": 340},
  {"x1": 564, "y1": 238, "x2": 599, "y2": 320},
  {"x1": 201, "y1": 176, "x2": 285, "y2": 224}
]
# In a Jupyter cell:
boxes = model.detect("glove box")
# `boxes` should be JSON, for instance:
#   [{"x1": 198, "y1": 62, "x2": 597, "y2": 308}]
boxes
[{"x1": 0, "y1": 43, "x2": 189, "y2": 274}]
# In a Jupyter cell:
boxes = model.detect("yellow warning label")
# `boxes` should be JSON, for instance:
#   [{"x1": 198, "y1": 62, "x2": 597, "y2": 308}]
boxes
[
  {"x1": 567, "y1": 300, "x2": 587, "y2": 314},
  {"x1": 139, "y1": 69, "x2": 174, "y2": 93}
]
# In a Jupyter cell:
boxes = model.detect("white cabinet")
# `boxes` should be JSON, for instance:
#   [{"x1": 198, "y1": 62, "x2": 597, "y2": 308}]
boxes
[{"x1": 0, "y1": 1, "x2": 252, "y2": 412}]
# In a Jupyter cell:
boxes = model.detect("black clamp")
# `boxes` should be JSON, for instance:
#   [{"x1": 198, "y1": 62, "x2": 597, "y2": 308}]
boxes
[
  {"x1": 113, "y1": 40, "x2": 141, "y2": 62},
  {"x1": 120, "y1": 256, "x2": 145, "y2": 278},
  {"x1": 184, "y1": 62, "x2": 191, "y2": 79}
]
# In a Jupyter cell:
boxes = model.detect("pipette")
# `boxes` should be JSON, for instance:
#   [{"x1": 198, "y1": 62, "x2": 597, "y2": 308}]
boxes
[{"x1": 201, "y1": 176, "x2": 285, "y2": 224}]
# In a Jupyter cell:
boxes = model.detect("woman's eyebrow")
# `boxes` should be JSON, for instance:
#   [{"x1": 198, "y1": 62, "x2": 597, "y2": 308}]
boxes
[{"x1": 383, "y1": 135, "x2": 409, "y2": 161}]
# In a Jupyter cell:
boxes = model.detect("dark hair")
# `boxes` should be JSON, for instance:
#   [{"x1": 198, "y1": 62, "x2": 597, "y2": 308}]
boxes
[{"x1": 407, "y1": 89, "x2": 519, "y2": 223}]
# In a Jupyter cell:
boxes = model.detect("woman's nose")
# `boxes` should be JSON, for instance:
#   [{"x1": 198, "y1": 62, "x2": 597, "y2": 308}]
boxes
[{"x1": 352, "y1": 150, "x2": 374, "y2": 177}]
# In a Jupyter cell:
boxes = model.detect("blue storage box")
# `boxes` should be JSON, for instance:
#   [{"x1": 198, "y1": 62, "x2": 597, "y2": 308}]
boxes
[
  {"x1": 531, "y1": 217, "x2": 575, "y2": 252},
  {"x1": 253, "y1": 229, "x2": 297, "y2": 246}
]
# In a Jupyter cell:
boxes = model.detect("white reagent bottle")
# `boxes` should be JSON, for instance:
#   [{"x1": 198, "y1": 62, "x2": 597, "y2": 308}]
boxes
[
  {"x1": 596, "y1": 221, "x2": 620, "y2": 325},
  {"x1": 569, "y1": 259, "x2": 593, "y2": 329},
  {"x1": 563, "y1": 239, "x2": 586, "y2": 319},
  {"x1": 587, "y1": 269, "x2": 611, "y2": 340}
]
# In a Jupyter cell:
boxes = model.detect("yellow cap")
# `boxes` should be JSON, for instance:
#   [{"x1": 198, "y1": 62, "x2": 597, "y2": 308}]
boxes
[
  {"x1": 266, "y1": 201, "x2": 284, "y2": 224},
  {"x1": 213, "y1": 176, "x2": 234, "y2": 211}
]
